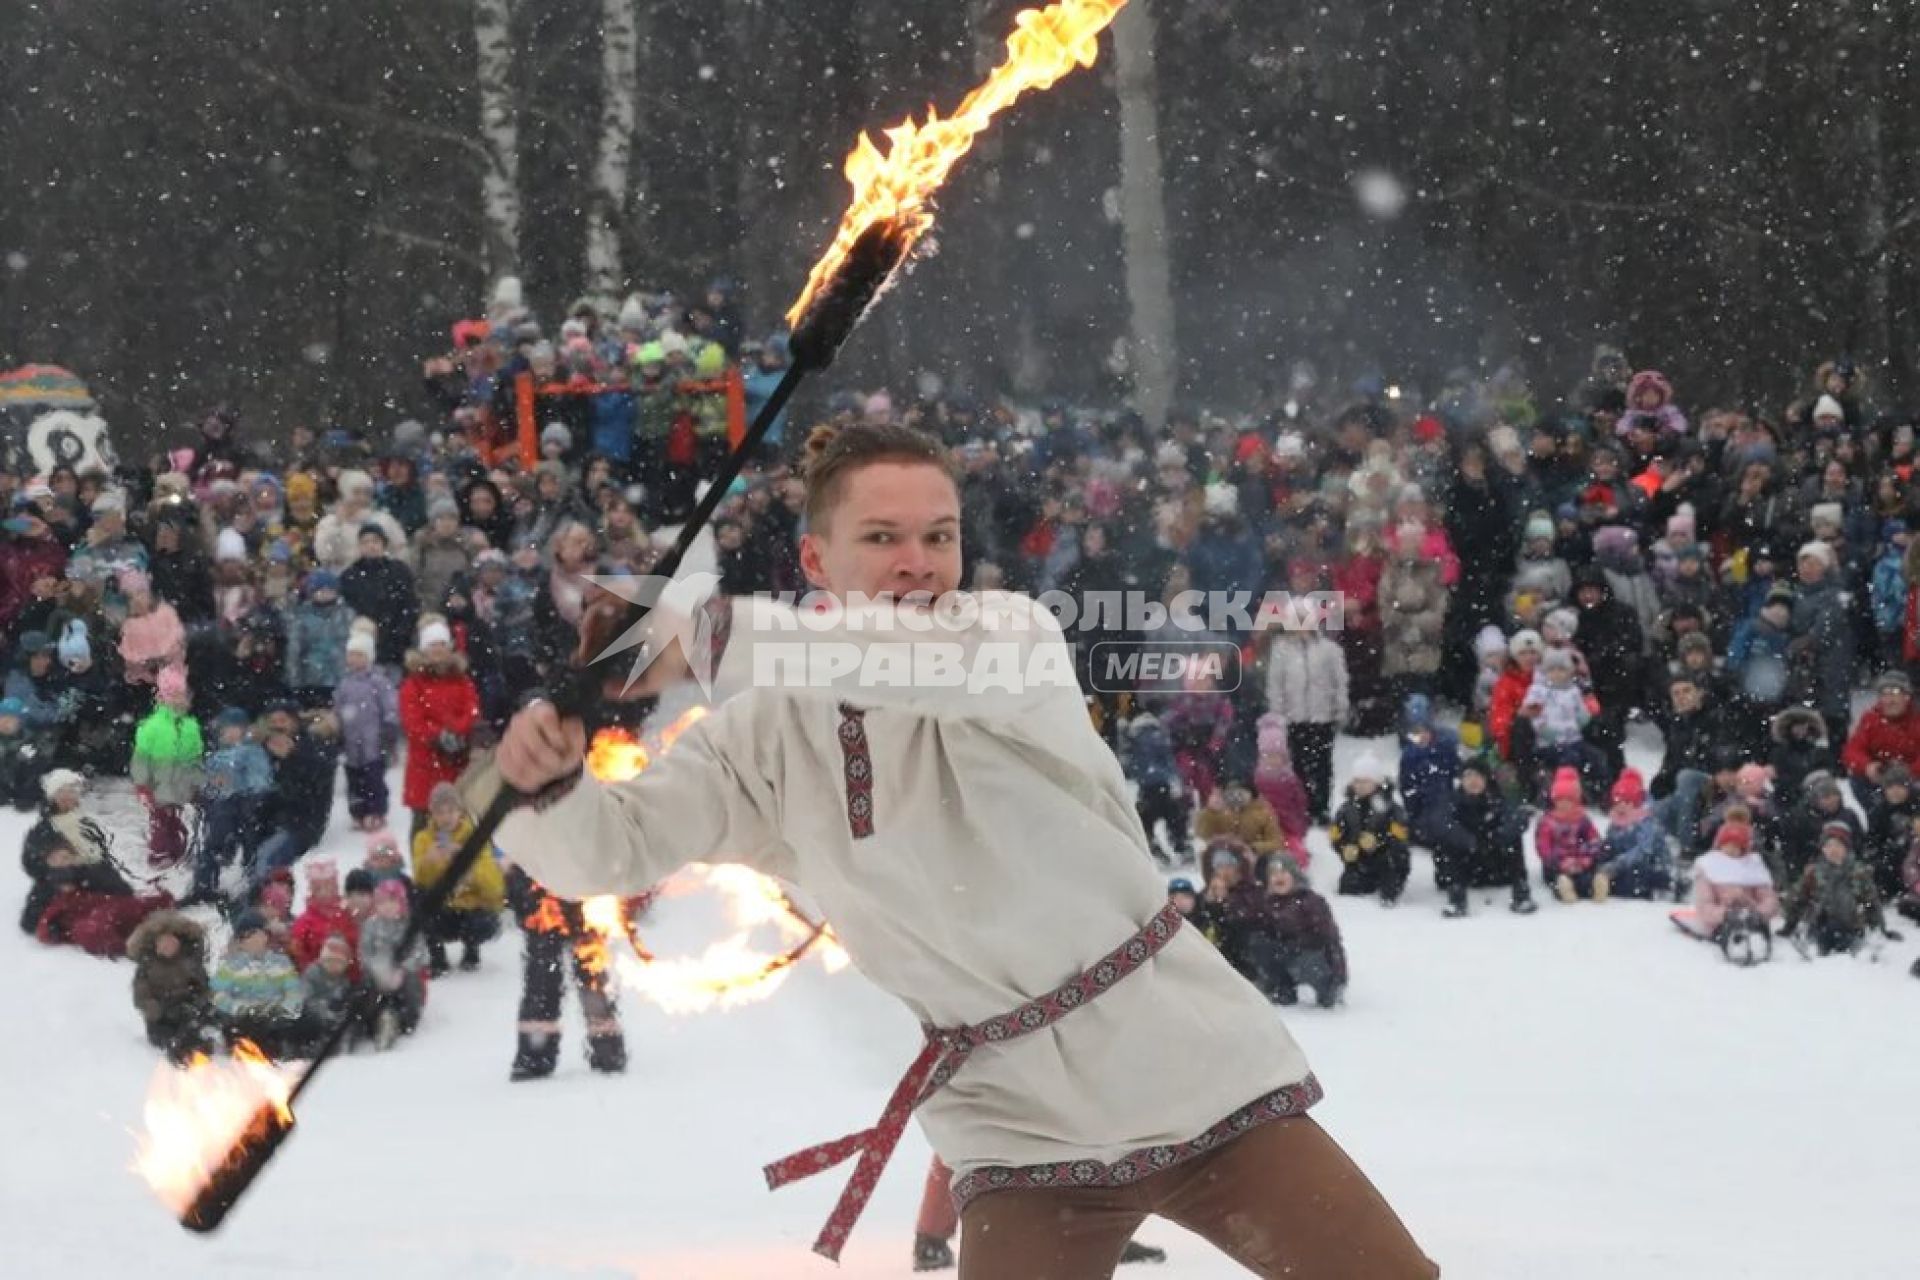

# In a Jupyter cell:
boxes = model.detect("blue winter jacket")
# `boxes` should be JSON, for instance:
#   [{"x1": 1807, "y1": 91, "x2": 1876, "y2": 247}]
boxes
[
  {"x1": 591, "y1": 388, "x2": 637, "y2": 464},
  {"x1": 1398, "y1": 728, "x2": 1462, "y2": 817}
]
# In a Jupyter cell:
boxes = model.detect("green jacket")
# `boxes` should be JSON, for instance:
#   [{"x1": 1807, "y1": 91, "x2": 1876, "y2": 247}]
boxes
[{"x1": 131, "y1": 707, "x2": 204, "y2": 806}]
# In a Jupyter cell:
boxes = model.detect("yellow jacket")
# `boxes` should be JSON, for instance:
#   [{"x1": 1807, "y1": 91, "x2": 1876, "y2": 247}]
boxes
[{"x1": 412, "y1": 819, "x2": 507, "y2": 914}]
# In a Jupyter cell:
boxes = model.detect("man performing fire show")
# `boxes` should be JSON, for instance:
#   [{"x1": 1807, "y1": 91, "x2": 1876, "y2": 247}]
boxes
[
  {"x1": 483, "y1": 421, "x2": 1441, "y2": 1277},
  {"x1": 131, "y1": 3, "x2": 1439, "y2": 1275},
  {"x1": 484, "y1": 0, "x2": 1438, "y2": 1274}
]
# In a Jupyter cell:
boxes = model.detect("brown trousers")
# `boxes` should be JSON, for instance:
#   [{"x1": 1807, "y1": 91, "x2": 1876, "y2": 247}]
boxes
[{"x1": 956, "y1": 1116, "x2": 1440, "y2": 1279}]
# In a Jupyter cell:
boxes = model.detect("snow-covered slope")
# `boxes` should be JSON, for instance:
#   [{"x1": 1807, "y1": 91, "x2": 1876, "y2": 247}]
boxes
[{"x1": 4, "y1": 729, "x2": 1916, "y2": 1278}]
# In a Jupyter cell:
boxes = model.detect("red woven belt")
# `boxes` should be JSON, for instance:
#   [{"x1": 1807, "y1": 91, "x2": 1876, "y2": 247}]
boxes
[{"x1": 763, "y1": 900, "x2": 1186, "y2": 1261}]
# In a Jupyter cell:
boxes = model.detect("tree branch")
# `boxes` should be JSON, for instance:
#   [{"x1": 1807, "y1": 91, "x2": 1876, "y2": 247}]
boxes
[
  {"x1": 368, "y1": 221, "x2": 487, "y2": 270},
  {"x1": 231, "y1": 55, "x2": 493, "y2": 165}
]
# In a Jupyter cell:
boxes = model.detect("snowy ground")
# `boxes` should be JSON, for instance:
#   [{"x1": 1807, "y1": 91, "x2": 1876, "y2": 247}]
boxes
[{"x1": 4, "y1": 725, "x2": 1917, "y2": 1279}]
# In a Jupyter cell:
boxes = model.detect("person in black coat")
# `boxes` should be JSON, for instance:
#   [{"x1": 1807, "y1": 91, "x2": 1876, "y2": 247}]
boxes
[
  {"x1": 1768, "y1": 706, "x2": 1837, "y2": 815},
  {"x1": 1780, "y1": 770, "x2": 1865, "y2": 883},
  {"x1": 1570, "y1": 563, "x2": 1646, "y2": 775},
  {"x1": 146, "y1": 513, "x2": 216, "y2": 626},
  {"x1": 1445, "y1": 758, "x2": 1538, "y2": 915},
  {"x1": 249, "y1": 721, "x2": 339, "y2": 894},
  {"x1": 1440, "y1": 444, "x2": 1520, "y2": 703},
  {"x1": 340, "y1": 526, "x2": 420, "y2": 670},
  {"x1": 459, "y1": 478, "x2": 518, "y2": 555}
]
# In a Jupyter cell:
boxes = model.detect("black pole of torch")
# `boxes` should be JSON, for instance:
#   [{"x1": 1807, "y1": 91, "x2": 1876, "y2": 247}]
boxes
[{"x1": 176, "y1": 219, "x2": 913, "y2": 1236}]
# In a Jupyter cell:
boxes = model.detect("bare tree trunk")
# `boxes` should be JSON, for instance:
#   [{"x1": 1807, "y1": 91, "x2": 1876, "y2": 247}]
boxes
[
  {"x1": 474, "y1": 0, "x2": 521, "y2": 278},
  {"x1": 1856, "y1": 3, "x2": 1895, "y2": 386},
  {"x1": 585, "y1": 0, "x2": 639, "y2": 303},
  {"x1": 1110, "y1": 0, "x2": 1178, "y2": 427}
]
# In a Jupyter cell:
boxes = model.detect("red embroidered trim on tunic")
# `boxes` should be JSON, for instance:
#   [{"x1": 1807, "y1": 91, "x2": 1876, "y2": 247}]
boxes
[
  {"x1": 948, "y1": 1076, "x2": 1325, "y2": 1210},
  {"x1": 837, "y1": 703, "x2": 875, "y2": 839},
  {"x1": 763, "y1": 901, "x2": 1187, "y2": 1261}
]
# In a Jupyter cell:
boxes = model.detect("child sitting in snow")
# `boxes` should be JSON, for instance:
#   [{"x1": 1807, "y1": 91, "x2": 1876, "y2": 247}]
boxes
[
  {"x1": 288, "y1": 858, "x2": 360, "y2": 976},
  {"x1": 1672, "y1": 812, "x2": 1780, "y2": 942},
  {"x1": 1195, "y1": 779, "x2": 1285, "y2": 859},
  {"x1": 1232, "y1": 853, "x2": 1347, "y2": 1008},
  {"x1": 358, "y1": 879, "x2": 428, "y2": 1050},
  {"x1": 1596, "y1": 768, "x2": 1674, "y2": 900},
  {"x1": 1782, "y1": 824, "x2": 1896, "y2": 956},
  {"x1": 1446, "y1": 758, "x2": 1538, "y2": 915},
  {"x1": 128, "y1": 910, "x2": 216, "y2": 1064},
  {"x1": 210, "y1": 910, "x2": 310, "y2": 1059},
  {"x1": 362, "y1": 828, "x2": 416, "y2": 901},
  {"x1": 1329, "y1": 754, "x2": 1411, "y2": 905},
  {"x1": 1535, "y1": 767, "x2": 1607, "y2": 902},
  {"x1": 299, "y1": 934, "x2": 360, "y2": 1036},
  {"x1": 412, "y1": 781, "x2": 505, "y2": 976},
  {"x1": 1521, "y1": 649, "x2": 1603, "y2": 794},
  {"x1": 1251, "y1": 712, "x2": 1311, "y2": 859},
  {"x1": 191, "y1": 707, "x2": 272, "y2": 902},
  {"x1": 257, "y1": 879, "x2": 296, "y2": 954}
]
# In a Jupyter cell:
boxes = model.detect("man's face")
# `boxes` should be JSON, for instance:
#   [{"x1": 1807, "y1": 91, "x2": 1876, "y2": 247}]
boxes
[
  {"x1": 1462, "y1": 771, "x2": 1487, "y2": 796},
  {"x1": 1671, "y1": 681, "x2": 1702, "y2": 713},
  {"x1": 358, "y1": 532, "x2": 386, "y2": 560},
  {"x1": 1799, "y1": 554, "x2": 1827, "y2": 584},
  {"x1": 798, "y1": 463, "x2": 963, "y2": 603},
  {"x1": 1879, "y1": 688, "x2": 1910, "y2": 718}
]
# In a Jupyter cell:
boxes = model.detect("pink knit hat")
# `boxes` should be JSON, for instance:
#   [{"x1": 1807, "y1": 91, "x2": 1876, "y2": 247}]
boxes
[{"x1": 156, "y1": 664, "x2": 189, "y2": 703}]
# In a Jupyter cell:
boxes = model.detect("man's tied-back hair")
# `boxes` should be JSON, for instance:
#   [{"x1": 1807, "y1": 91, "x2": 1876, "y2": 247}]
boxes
[{"x1": 801, "y1": 422, "x2": 959, "y2": 532}]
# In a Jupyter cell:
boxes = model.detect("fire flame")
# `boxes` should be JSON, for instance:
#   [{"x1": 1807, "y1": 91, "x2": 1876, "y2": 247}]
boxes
[
  {"x1": 787, "y1": 0, "x2": 1130, "y2": 327},
  {"x1": 132, "y1": 1039, "x2": 295, "y2": 1217},
  {"x1": 580, "y1": 714, "x2": 848, "y2": 1013}
]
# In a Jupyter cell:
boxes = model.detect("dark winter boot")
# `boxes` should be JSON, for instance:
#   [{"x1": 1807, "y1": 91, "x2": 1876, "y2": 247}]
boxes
[
  {"x1": 459, "y1": 942, "x2": 482, "y2": 972},
  {"x1": 1120, "y1": 1239, "x2": 1168, "y2": 1265},
  {"x1": 427, "y1": 938, "x2": 450, "y2": 979},
  {"x1": 587, "y1": 1033, "x2": 628, "y2": 1074},
  {"x1": 1442, "y1": 887, "x2": 1469, "y2": 918},
  {"x1": 1510, "y1": 883, "x2": 1538, "y2": 915},
  {"x1": 912, "y1": 1233, "x2": 956, "y2": 1272},
  {"x1": 510, "y1": 1032, "x2": 558, "y2": 1082}
]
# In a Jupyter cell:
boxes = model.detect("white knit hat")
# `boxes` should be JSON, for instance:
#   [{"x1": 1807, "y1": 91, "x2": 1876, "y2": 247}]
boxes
[
  {"x1": 1812, "y1": 394, "x2": 1845, "y2": 423},
  {"x1": 346, "y1": 631, "x2": 377, "y2": 662},
  {"x1": 418, "y1": 620, "x2": 452, "y2": 650},
  {"x1": 1798, "y1": 540, "x2": 1835, "y2": 567},
  {"x1": 1473, "y1": 624, "x2": 1509, "y2": 660},
  {"x1": 1509, "y1": 628, "x2": 1546, "y2": 657},
  {"x1": 40, "y1": 768, "x2": 85, "y2": 801},
  {"x1": 215, "y1": 527, "x2": 248, "y2": 563},
  {"x1": 1349, "y1": 753, "x2": 1388, "y2": 785}
]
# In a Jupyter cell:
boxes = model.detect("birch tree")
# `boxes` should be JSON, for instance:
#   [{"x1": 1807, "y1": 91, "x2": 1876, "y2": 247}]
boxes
[
  {"x1": 585, "y1": 0, "x2": 639, "y2": 302},
  {"x1": 1110, "y1": 0, "x2": 1178, "y2": 427},
  {"x1": 474, "y1": 0, "x2": 521, "y2": 278}
]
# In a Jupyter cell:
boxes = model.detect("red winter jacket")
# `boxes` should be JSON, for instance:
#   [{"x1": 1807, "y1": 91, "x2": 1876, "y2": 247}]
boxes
[
  {"x1": 1840, "y1": 706, "x2": 1920, "y2": 780},
  {"x1": 1488, "y1": 662, "x2": 1536, "y2": 760},
  {"x1": 399, "y1": 650, "x2": 480, "y2": 810},
  {"x1": 36, "y1": 890, "x2": 171, "y2": 958},
  {"x1": 0, "y1": 536, "x2": 68, "y2": 637},
  {"x1": 288, "y1": 899, "x2": 362, "y2": 978}
]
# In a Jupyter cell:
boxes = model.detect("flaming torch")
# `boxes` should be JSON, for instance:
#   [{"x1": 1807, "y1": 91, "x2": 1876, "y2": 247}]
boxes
[{"x1": 139, "y1": 0, "x2": 1129, "y2": 1236}]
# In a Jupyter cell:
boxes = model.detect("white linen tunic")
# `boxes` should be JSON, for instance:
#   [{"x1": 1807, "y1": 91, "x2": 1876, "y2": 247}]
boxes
[{"x1": 494, "y1": 590, "x2": 1318, "y2": 1182}]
